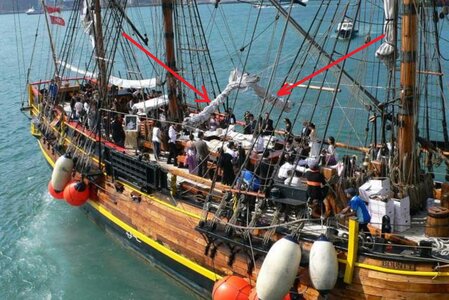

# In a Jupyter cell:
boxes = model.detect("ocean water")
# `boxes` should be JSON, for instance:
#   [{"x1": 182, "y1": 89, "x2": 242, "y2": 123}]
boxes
[
  {"x1": 2, "y1": 2, "x2": 449, "y2": 299},
  {"x1": 0, "y1": 9, "x2": 198, "y2": 300}
]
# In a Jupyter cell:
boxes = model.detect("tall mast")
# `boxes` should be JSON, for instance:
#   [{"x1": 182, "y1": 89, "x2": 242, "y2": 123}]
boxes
[
  {"x1": 40, "y1": 0, "x2": 59, "y2": 77},
  {"x1": 162, "y1": 0, "x2": 183, "y2": 122},
  {"x1": 397, "y1": 0, "x2": 418, "y2": 184},
  {"x1": 93, "y1": 0, "x2": 108, "y2": 106}
]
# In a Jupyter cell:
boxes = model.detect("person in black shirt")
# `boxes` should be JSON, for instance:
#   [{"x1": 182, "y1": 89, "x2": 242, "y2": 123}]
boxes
[
  {"x1": 218, "y1": 148, "x2": 235, "y2": 185},
  {"x1": 111, "y1": 115, "x2": 126, "y2": 147},
  {"x1": 261, "y1": 112, "x2": 274, "y2": 136},
  {"x1": 305, "y1": 160, "x2": 326, "y2": 201},
  {"x1": 284, "y1": 118, "x2": 293, "y2": 139},
  {"x1": 256, "y1": 150, "x2": 274, "y2": 190}
]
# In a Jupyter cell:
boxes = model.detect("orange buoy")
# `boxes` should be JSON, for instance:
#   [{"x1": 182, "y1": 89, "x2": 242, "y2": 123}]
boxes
[
  {"x1": 212, "y1": 275, "x2": 252, "y2": 300},
  {"x1": 48, "y1": 180, "x2": 64, "y2": 200},
  {"x1": 248, "y1": 288, "x2": 291, "y2": 300},
  {"x1": 63, "y1": 181, "x2": 90, "y2": 206}
]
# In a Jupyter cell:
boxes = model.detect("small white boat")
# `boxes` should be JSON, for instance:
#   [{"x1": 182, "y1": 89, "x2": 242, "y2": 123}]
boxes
[
  {"x1": 25, "y1": 7, "x2": 41, "y2": 15},
  {"x1": 336, "y1": 17, "x2": 358, "y2": 39}
]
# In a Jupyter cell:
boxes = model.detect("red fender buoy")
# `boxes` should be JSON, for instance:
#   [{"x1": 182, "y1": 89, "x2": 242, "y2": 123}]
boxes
[
  {"x1": 48, "y1": 180, "x2": 64, "y2": 200},
  {"x1": 63, "y1": 181, "x2": 90, "y2": 206},
  {"x1": 212, "y1": 275, "x2": 252, "y2": 300},
  {"x1": 248, "y1": 288, "x2": 291, "y2": 300}
]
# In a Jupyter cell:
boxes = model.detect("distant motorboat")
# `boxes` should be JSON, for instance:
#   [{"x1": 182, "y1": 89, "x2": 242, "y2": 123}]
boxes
[
  {"x1": 336, "y1": 17, "x2": 358, "y2": 39},
  {"x1": 238, "y1": 0, "x2": 307, "y2": 9},
  {"x1": 25, "y1": 7, "x2": 42, "y2": 15}
]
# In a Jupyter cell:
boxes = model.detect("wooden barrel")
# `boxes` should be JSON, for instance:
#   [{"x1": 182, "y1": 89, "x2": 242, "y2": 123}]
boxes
[{"x1": 425, "y1": 206, "x2": 449, "y2": 237}]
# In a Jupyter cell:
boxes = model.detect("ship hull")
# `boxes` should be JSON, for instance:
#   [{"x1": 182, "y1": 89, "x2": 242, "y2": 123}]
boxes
[
  {"x1": 30, "y1": 82, "x2": 449, "y2": 299},
  {"x1": 81, "y1": 201, "x2": 214, "y2": 297}
]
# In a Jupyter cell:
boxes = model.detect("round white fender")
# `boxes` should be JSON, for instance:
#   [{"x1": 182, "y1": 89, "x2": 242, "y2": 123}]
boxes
[
  {"x1": 309, "y1": 235, "x2": 338, "y2": 295},
  {"x1": 256, "y1": 236, "x2": 301, "y2": 300},
  {"x1": 51, "y1": 154, "x2": 74, "y2": 192}
]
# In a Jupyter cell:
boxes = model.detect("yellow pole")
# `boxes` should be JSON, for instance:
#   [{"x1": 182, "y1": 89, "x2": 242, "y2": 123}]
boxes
[{"x1": 344, "y1": 217, "x2": 359, "y2": 284}]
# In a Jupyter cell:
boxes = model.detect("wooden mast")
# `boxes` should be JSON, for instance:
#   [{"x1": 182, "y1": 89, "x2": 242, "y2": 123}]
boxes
[
  {"x1": 162, "y1": 0, "x2": 183, "y2": 122},
  {"x1": 398, "y1": 0, "x2": 418, "y2": 184},
  {"x1": 93, "y1": 0, "x2": 108, "y2": 107},
  {"x1": 40, "y1": 0, "x2": 59, "y2": 78}
]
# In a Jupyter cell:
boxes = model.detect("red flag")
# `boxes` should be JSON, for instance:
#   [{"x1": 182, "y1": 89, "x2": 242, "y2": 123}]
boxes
[
  {"x1": 45, "y1": 5, "x2": 61, "y2": 14},
  {"x1": 50, "y1": 15, "x2": 65, "y2": 26}
]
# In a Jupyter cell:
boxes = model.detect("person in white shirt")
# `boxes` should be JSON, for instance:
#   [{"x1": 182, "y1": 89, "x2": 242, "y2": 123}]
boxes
[
  {"x1": 226, "y1": 141, "x2": 237, "y2": 160},
  {"x1": 74, "y1": 100, "x2": 84, "y2": 120},
  {"x1": 152, "y1": 121, "x2": 162, "y2": 160},
  {"x1": 253, "y1": 130, "x2": 265, "y2": 153},
  {"x1": 167, "y1": 124, "x2": 179, "y2": 166},
  {"x1": 278, "y1": 154, "x2": 296, "y2": 179},
  {"x1": 284, "y1": 170, "x2": 302, "y2": 186}
]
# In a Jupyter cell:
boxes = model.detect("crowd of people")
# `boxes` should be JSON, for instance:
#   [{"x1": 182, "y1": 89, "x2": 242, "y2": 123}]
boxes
[{"x1": 44, "y1": 78, "x2": 370, "y2": 227}]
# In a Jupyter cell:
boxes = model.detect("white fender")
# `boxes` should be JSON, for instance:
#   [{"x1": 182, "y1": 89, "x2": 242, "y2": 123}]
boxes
[
  {"x1": 256, "y1": 236, "x2": 301, "y2": 300},
  {"x1": 51, "y1": 154, "x2": 74, "y2": 192},
  {"x1": 309, "y1": 235, "x2": 338, "y2": 294}
]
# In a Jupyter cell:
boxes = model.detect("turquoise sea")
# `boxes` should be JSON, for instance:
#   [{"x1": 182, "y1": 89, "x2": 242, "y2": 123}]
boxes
[{"x1": 2, "y1": 2, "x2": 449, "y2": 299}]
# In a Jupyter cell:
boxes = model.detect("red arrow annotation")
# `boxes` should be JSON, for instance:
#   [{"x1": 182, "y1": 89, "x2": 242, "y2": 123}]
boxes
[
  {"x1": 277, "y1": 33, "x2": 385, "y2": 97},
  {"x1": 122, "y1": 32, "x2": 211, "y2": 103}
]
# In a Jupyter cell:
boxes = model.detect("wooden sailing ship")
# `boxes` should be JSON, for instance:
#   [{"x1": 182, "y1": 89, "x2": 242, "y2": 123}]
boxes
[{"x1": 21, "y1": 0, "x2": 449, "y2": 298}]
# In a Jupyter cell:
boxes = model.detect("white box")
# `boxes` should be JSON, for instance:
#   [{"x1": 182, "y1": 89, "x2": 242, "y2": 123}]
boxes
[
  {"x1": 370, "y1": 177, "x2": 390, "y2": 191},
  {"x1": 369, "y1": 198, "x2": 395, "y2": 216},
  {"x1": 368, "y1": 198, "x2": 395, "y2": 230},
  {"x1": 359, "y1": 179, "x2": 391, "y2": 203},
  {"x1": 393, "y1": 197, "x2": 410, "y2": 217},
  {"x1": 394, "y1": 213, "x2": 411, "y2": 232},
  {"x1": 370, "y1": 213, "x2": 395, "y2": 230}
]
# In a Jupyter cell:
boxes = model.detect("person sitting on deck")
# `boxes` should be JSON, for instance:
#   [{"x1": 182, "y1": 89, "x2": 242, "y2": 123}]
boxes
[
  {"x1": 284, "y1": 169, "x2": 302, "y2": 186},
  {"x1": 222, "y1": 108, "x2": 236, "y2": 127},
  {"x1": 339, "y1": 187, "x2": 371, "y2": 234},
  {"x1": 244, "y1": 113, "x2": 256, "y2": 135},
  {"x1": 278, "y1": 154, "x2": 296, "y2": 180},
  {"x1": 253, "y1": 129, "x2": 265, "y2": 153},
  {"x1": 208, "y1": 113, "x2": 219, "y2": 131},
  {"x1": 305, "y1": 160, "x2": 327, "y2": 217},
  {"x1": 226, "y1": 141, "x2": 237, "y2": 161}
]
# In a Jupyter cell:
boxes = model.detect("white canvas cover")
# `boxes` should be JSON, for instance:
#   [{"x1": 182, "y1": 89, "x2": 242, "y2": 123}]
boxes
[
  {"x1": 182, "y1": 69, "x2": 260, "y2": 128},
  {"x1": 58, "y1": 61, "x2": 160, "y2": 89},
  {"x1": 376, "y1": 0, "x2": 396, "y2": 67},
  {"x1": 132, "y1": 95, "x2": 169, "y2": 114}
]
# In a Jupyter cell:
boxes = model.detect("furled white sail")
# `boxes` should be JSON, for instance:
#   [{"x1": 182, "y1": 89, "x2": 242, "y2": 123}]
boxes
[
  {"x1": 58, "y1": 61, "x2": 160, "y2": 89},
  {"x1": 376, "y1": 0, "x2": 395, "y2": 67},
  {"x1": 182, "y1": 70, "x2": 259, "y2": 128},
  {"x1": 252, "y1": 83, "x2": 291, "y2": 112},
  {"x1": 182, "y1": 69, "x2": 291, "y2": 128},
  {"x1": 82, "y1": 0, "x2": 95, "y2": 48}
]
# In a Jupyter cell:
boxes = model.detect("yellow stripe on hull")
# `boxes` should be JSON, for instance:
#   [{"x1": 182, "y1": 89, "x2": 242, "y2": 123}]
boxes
[{"x1": 37, "y1": 139, "x2": 221, "y2": 282}]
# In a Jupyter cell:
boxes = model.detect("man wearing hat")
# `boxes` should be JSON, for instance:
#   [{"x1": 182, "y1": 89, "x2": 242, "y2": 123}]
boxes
[{"x1": 339, "y1": 187, "x2": 371, "y2": 233}]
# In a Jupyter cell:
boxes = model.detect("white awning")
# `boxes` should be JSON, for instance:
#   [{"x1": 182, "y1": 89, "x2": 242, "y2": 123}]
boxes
[
  {"x1": 58, "y1": 60, "x2": 160, "y2": 89},
  {"x1": 132, "y1": 95, "x2": 169, "y2": 114}
]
